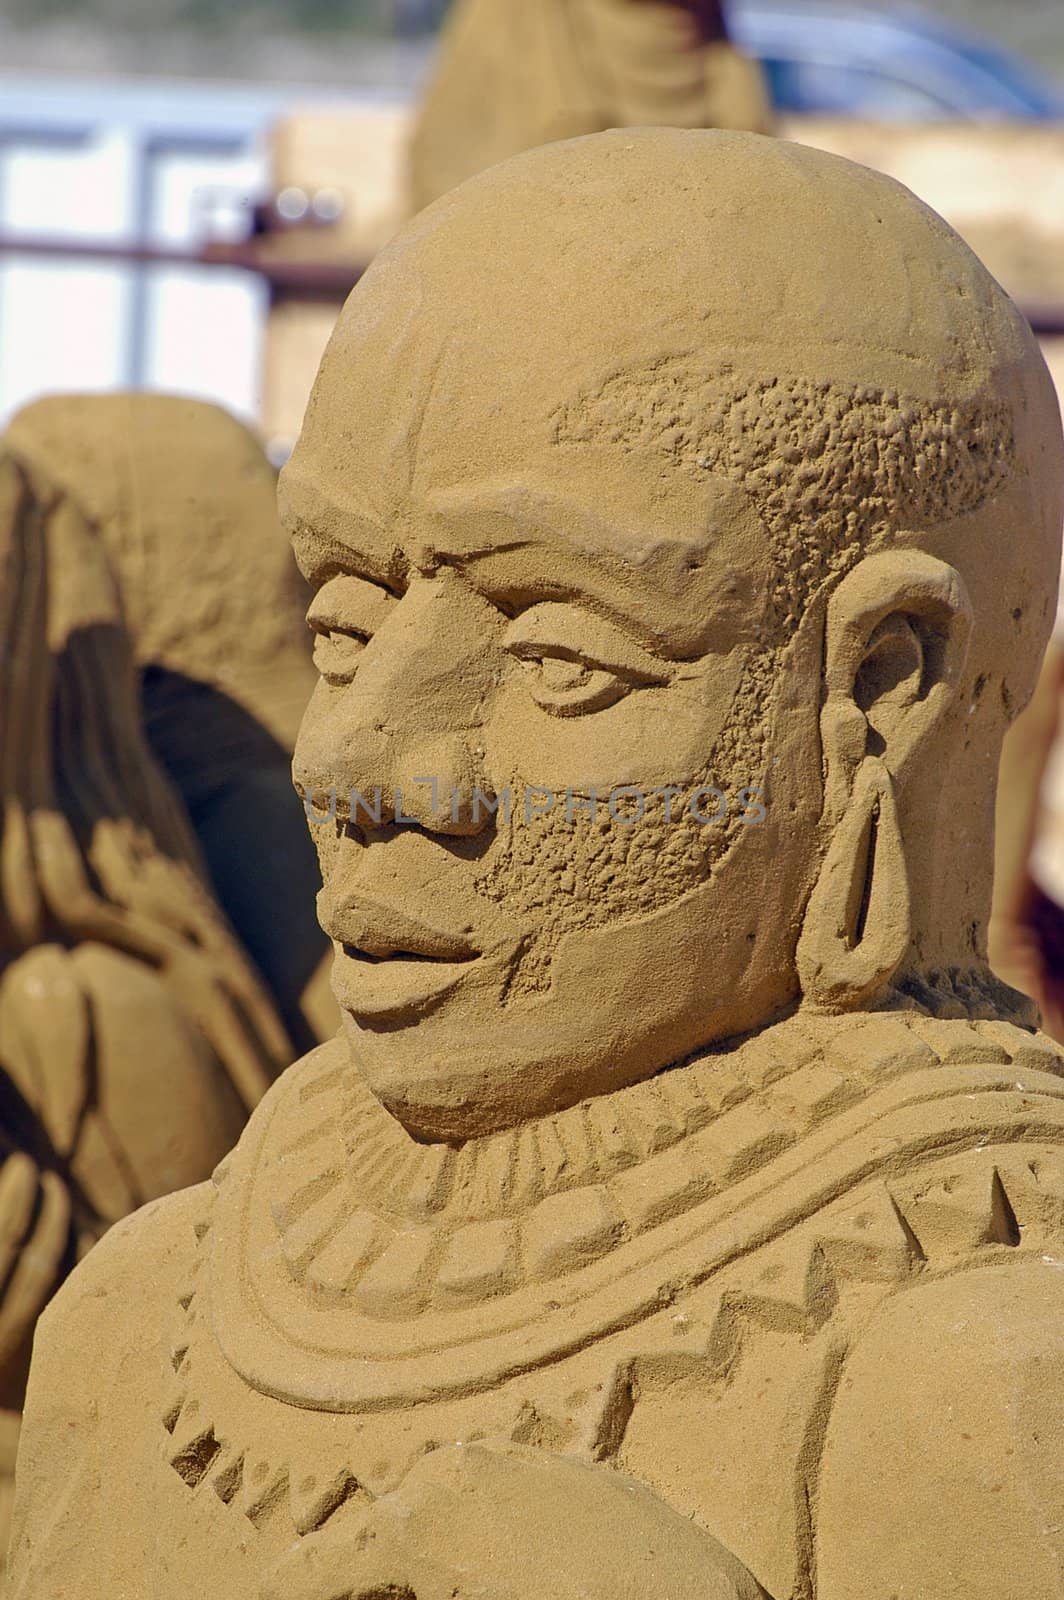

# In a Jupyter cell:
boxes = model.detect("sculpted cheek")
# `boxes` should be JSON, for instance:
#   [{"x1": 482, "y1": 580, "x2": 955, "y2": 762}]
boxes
[
  {"x1": 475, "y1": 653, "x2": 779, "y2": 996},
  {"x1": 486, "y1": 656, "x2": 745, "y2": 797}
]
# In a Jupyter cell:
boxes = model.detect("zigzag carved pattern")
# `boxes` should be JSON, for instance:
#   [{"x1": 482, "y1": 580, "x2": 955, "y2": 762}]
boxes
[
  {"x1": 161, "y1": 1207, "x2": 370, "y2": 1538},
  {"x1": 582, "y1": 1150, "x2": 1059, "y2": 1462}
]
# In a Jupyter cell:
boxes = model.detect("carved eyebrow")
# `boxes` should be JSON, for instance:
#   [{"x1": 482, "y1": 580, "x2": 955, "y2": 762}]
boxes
[
  {"x1": 282, "y1": 469, "x2": 403, "y2": 591},
  {"x1": 283, "y1": 477, "x2": 648, "y2": 633},
  {"x1": 422, "y1": 483, "x2": 718, "y2": 654},
  {"x1": 308, "y1": 574, "x2": 397, "y2": 634},
  {"x1": 459, "y1": 546, "x2": 668, "y2": 639},
  {"x1": 291, "y1": 524, "x2": 398, "y2": 591},
  {"x1": 285, "y1": 472, "x2": 748, "y2": 657},
  {"x1": 505, "y1": 603, "x2": 672, "y2": 681}
]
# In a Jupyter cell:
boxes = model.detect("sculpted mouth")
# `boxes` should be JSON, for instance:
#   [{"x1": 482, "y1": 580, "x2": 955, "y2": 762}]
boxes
[
  {"x1": 341, "y1": 942, "x2": 478, "y2": 966},
  {"x1": 326, "y1": 895, "x2": 480, "y2": 963},
  {"x1": 327, "y1": 894, "x2": 482, "y2": 1021}
]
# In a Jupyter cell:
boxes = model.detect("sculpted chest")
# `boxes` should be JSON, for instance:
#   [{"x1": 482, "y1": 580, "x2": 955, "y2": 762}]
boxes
[{"x1": 151, "y1": 1017, "x2": 1064, "y2": 1597}]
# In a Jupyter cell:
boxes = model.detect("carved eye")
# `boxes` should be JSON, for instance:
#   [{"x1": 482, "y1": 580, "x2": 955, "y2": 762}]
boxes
[
  {"x1": 312, "y1": 629, "x2": 366, "y2": 685},
  {"x1": 308, "y1": 575, "x2": 396, "y2": 687},
  {"x1": 504, "y1": 603, "x2": 669, "y2": 717},
  {"x1": 516, "y1": 652, "x2": 633, "y2": 717}
]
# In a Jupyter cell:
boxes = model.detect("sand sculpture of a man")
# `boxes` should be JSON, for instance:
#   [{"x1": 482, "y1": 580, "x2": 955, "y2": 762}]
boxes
[{"x1": 8, "y1": 130, "x2": 1064, "y2": 1600}]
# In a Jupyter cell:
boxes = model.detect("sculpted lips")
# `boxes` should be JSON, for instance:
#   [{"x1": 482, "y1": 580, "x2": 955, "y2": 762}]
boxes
[
  {"x1": 330, "y1": 894, "x2": 479, "y2": 962},
  {"x1": 323, "y1": 893, "x2": 481, "y2": 1020}
]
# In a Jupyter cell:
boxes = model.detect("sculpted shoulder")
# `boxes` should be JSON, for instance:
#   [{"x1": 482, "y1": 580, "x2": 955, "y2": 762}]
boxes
[
  {"x1": 30, "y1": 1181, "x2": 211, "y2": 1389},
  {"x1": 6, "y1": 1044, "x2": 344, "y2": 1597},
  {"x1": 29, "y1": 1039, "x2": 343, "y2": 1420},
  {"x1": 4, "y1": 1184, "x2": 211, "y2": 1595},
  {"x1": 816, "y1": 1259, "x2": 1064, "y2": 1599}
]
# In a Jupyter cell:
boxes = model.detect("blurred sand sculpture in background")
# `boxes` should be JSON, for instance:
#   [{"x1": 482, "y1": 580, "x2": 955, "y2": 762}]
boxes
[
  {"x1": 0, "y1": 1112, "x2": 73, "y2": 1553},
  {"x1": 263, "y1": 0, "x2": 776, "y2": 450},
  {"x1": 0, "y1": 395, "x2": 334, "y2": 1546},
  {"x1": 407, "y1": 0, "x2": 774, "y2": 213},
  {"x1": 5, "y1": 394, "x2": 337, "y2": 1054}
]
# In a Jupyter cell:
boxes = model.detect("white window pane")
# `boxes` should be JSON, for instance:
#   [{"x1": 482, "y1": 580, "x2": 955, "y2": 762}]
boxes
[
  {"x1": 2, "y1": 132, "x2": 133, "y2": 239},
  {"x1": 142, "y1": 267, "x2": 265, "y2": 422},
  {"x1": 0, "y1": 260, "x2": 130, "y2": 420},
  {"x1": 148, "y1": 147, "x2": 262, "y2": 245}
]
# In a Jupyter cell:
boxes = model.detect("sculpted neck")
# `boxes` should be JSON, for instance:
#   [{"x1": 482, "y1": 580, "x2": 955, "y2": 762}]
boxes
[
  {"x1": 205, "y1": 974, "x2": 1058, "y2": 1396},
  {"x1": 355, "y1": 963, "x2": 1036, "y2": 1170}
]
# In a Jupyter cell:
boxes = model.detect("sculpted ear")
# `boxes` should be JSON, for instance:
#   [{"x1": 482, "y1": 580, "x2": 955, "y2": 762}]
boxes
[
  {"x1": 820, "y1": 551, "x2": 973, "y2": 825},
  {"x1": 797, "y1": 551, "x2": 972, "y2": 1012}
]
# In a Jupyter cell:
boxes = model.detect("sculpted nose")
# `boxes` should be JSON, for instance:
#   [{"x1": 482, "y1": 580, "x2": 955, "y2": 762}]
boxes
[{"x1": 293, "y1": 571, "x2": 500, "y2": 837}]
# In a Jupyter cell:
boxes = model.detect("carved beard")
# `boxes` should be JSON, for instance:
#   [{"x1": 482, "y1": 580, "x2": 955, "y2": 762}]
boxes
[{"x1": 474, "y1": 647, "x2": 778, "y2": 997}]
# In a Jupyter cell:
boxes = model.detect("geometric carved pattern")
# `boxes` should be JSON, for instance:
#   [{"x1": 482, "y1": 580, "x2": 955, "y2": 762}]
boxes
[{"x1": 163, "y1": 1010, "x2": 1064, "y2": 1540}]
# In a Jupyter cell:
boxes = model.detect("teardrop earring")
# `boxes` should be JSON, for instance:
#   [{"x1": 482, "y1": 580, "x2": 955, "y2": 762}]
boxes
[{"x1": 796, "y1": 755, "x2": 910, "y2": 1011}]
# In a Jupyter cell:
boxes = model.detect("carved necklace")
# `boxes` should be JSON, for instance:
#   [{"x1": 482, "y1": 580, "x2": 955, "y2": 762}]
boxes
[{"x1": 161, "y1": 997, "x2": 1064, "y2": 1536}]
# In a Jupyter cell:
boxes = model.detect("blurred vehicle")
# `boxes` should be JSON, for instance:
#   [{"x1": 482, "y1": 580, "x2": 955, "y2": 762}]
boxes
[{"x1": 726, "y1": 0, "x2": 1064, "y2": 119}]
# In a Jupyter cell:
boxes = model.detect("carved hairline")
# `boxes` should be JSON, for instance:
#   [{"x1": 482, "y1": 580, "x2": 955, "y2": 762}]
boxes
[{"x1": 554, "y1": 366, "x2": 1017, "y2": 630}]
